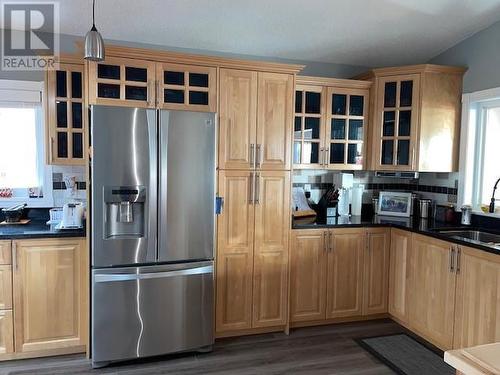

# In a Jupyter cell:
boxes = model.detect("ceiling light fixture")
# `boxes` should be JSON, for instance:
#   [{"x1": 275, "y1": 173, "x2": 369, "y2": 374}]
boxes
[{"x1": 84, "y1": 0, "x2": 105, "y2": 61}]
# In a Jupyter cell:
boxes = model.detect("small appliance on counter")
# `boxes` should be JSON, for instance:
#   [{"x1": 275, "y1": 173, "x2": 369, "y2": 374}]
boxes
[
  {"x1": 435, "y1": 204, "x2": 456, "y2": 223},
  {"x1": 1, "y1": 203, "x2": 28, "y2": 224},
  {"x1": 351, "y1": 184, "x2": 364, "y2": 216},
  {"x1": 418, "y1": 199, "x2": 433, "y2": 219},
  {"x1": 461, "y1": 205, "x2": 472, "y2": 225},
  {"x1": 57, "y1": 202, "x2": 84, "y2": 229},
  {"x1": 317, "y1": 186, "x2": 339, "y2": 222}
]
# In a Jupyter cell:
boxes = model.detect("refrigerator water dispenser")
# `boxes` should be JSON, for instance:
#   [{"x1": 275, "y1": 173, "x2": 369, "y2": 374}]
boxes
[{"x1": 103, "y1": 186, "x2": 146, "y2": 238}]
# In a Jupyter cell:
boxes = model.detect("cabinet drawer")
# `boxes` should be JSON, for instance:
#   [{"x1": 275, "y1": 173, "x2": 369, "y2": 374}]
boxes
[
  {"x1": 0, "y1": 310, "x2": 14, "y2": 354},
  {"x1": 0, "y1": 241, "x2": 11, "y2": 265},
  {"x1": 0, "y1": 266, "x2": 12, "y2": 310}
]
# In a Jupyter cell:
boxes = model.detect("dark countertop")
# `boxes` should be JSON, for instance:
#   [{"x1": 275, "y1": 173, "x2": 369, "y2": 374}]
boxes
[
  {"x1": 292, "y1": 215, "x2": 500, "y2": 256},
  {"x1": 0, "y1": 220, "x2": 86, "y2": 239}
]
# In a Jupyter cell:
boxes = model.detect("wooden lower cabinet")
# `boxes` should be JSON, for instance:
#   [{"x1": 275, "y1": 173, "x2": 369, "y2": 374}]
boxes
[
  {"x1": 453, "y1": 246, "x2": 500, "y2": 348},
  {"x1": 326, "y1": 228, "x2": 365, "y2": 319},
  {"x1": 252, "y1": 171, "x2": 290, "y2": 327},
  {"x1": 12, "y1": 238, "x2": 87, "y2": 356},
  {"x1": 290, "y1": 230, "x2": 327, "y2": 322},
  {"x1": 216, "y1": 170, "x2": 290, "y2": 336},
  {"x1": 0, "y1": 310, "x2": 14, "y2": 354},
  {"x1": 216, "y1": 171, "x2": 255, "y2": 333},
  {"x1": 388, "y1": 228, "x2": 412, "y2": 324},
  {"x1": 363, "y1": 228, "x2": 390, "y2": 315},
  {"x1": 409, "y1": 234, "x2": 456, "y2": 350}
]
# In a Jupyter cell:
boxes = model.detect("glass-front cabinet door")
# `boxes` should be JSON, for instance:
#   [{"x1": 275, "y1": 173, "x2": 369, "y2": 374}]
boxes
[
  {"x1": 293, "y1": 85, "x2": 325, "y2": 168},
  {"x1": 88, "y1": 57, "x2": 156, "y2": 108},
  {"x1": 375, "y1": 74, "x2": 420, "y2": 170},
  {"x1": 156, "y1": 63, "x2": 216, "y2": 112},
  {"x1": 46, "y1": 63, "x2": 85, "y2": 165},
  {"x1": 324, "y1": 87, "x2": 369, "y2": 170}
]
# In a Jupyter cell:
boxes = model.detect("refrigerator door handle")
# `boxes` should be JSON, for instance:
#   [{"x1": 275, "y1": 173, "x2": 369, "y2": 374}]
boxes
[
  {"x1": 94, "y1": 265, "x2": 214, "y2": 283},
  {"x1": 249, "y1": 172, "x2": 254, "y2": 204}
]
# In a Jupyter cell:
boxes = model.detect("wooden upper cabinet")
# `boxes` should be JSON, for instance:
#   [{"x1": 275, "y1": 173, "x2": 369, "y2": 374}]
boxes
[
  {"x1": 290, "y1": 230, "x2": 327, "y2": 323},
  {"x1": 12, "y1": 238, "x2": 86, "y2": 354},
  {"x1": 216, "y1": 170, "x2": 255, "y2": 334},
  {"x1": 256, "y1": 72, "x2": 293, "y2": 170},
  {"x1": 293, "y1": 77, "x2": 371, "y2": 170},
  {"x1": 88, "y1": 57, "x2": 156, "y2": 108},
  {"x1": 156, "y1": 62, "x2": 216, "y2": 112},
  {"x1": 326, "y1": 228, "x2": 365, "y2": 319},
  {"x1": 359, "y1": 64, "x2": 466, "y2": 172},
  {"x1": 293, "y1": 84, "x2": 325, "y2": 169},
  {"x1": 453, "y1": 247, "x2": 500, "y2": 348},
  {"x1": 409, "y1": 234, "x2": 456, "y2": 350},
  {"x1": 46, "y1": 63, "x2": 85, "y2": 165},
  {"x1": 219, "y1": 69, "x2": 258, "y2": 170},
  {"x1": 388, "y1": 228, "x2": 411, "y2": 325},
  {"x1": 363, "y1": 228, "x2": 390, "y2": 315},
  {"x1": 253, "y1": 171, "x2": 290, "y2": 327}
]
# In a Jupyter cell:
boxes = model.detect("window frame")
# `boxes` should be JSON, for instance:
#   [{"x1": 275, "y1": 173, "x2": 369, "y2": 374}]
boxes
[
  {"x1": 0, "y1": 79, "x2": 54, "y2": 208},
  {"x1": 459, "y1": 87, "x2": 500, "y2": 217}
]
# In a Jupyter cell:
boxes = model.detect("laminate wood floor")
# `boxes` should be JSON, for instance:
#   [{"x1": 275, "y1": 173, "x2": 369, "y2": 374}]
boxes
[{"x1": 1, "y1": 319, "x2": 405, "y2": 375}]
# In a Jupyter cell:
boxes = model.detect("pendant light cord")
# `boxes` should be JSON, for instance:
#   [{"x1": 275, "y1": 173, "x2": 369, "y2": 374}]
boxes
[{"x1": 92, "y1": 0, "x2": 96, "y2": 30}]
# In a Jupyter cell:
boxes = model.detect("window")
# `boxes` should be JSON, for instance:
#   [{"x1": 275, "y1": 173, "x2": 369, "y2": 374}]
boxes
[
  {"x1": 460, "y1": 88, "x2": 500, "y2": 213},
  {"x1": 0, "y1": 80, "x2": 53, "y2": 207}
]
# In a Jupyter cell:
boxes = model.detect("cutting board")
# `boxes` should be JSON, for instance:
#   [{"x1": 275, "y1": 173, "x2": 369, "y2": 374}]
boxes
[
  {"x1": 0, "y1": 219, "x2": 31, "y2": 225},
  {"x1": 462, "y1": 343, "x2": 500, "y2": 374}
]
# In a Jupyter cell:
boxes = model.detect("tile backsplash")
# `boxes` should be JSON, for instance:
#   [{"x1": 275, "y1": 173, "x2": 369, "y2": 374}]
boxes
[
  {"x1": 293, "y1": 170, "x2": 459, "y2": 207},
  {"x1": 51, "y1": 165, "x2": 87, "y2": 207}
]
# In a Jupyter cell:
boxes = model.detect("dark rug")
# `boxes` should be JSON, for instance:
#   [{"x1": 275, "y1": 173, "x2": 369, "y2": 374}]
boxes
[{"x1": 356, "y1": 333, "x2": 455, "y2": 375}]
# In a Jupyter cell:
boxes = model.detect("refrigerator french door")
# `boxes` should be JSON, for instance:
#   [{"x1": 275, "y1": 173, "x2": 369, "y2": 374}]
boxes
[{"x1": 91, "y1": 106, "x2": 216, "y2": 367}]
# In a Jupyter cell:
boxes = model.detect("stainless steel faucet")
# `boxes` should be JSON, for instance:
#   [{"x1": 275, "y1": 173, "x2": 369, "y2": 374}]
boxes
[{"x1": 489, "y1": 178, "x2": 500, "y2": 213}]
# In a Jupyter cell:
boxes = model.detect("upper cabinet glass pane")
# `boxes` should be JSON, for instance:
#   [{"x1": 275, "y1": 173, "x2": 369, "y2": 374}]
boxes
[
  {"x1": 56, "y1": 101, "x2": 67, "y2": 128},
  {"x1": 400, "y1": 80, "x2": 413, "y2": 107},
  {"x1": 72, "y1": 102, "x2": 83, "y2": 129},
  {"x1": 97, "y1": 64, "x2": 120, "y2": 80},
  {"x1": 189, "y1": 91, "x2": 209, "y2": 105},
  {"x1": 293, "y1": 142, "x2": 301, "y2": 164},
  {"x1": 332, "y1": 94, "x2": 346, "y2": 115},
  {"x1": 125, "y1": 86, "x2": 148, "y2": 101},
  {"x1": 348, "y1": 119, "x2": 364, "y2": 141},
  {"x1": 384, "y1": 82, "x2": 397, "y2": 108},
  {"x1": 189, "y1": 73, "x2": 209, "y2": 87},
  {"x1": 383, "y1": 111, "x2": 395, "y2": 136},
  {"x1": 304, "y1": 117, "x2": 320, "y2": 139},
  {"x1": 125, "y1": 67, "x2": 148, "y2": 82},
  {"x1": 71, "y1": 72, "x2": 82, "y2": 98},
  {"x1": 381, "y1": 140, "x2": 394, "y2": 165},
  {"x1": 331, "y1": 119, "x2": 346, "y2": 140},
  {"x1": 295, "y1": 91, "x2": 303, "y2": 113},
  {"x1": 56, "y1": 71, "x2": 67, "y2": 98},
  {"x1": 397, "y1": 140, "x2": 410, "y2": 165},
  {"x1": 398, "y1": 110, "x2": 412, "y2": 136},
  {"x1": 294, "y1": 116, "x2": 302, "y2": 139},
  {"x1": 304, "y1": 142, "x2": 320, "y2": 164},
  {"x1": 305, "y1": 91, "x2": 321, "y2": 114},
  {"x1": 349, "y1": 95, "x2": 364, "y2": 116},
  {"x1": 164, "y1": 71, "x2": 185, "y2": 85}
]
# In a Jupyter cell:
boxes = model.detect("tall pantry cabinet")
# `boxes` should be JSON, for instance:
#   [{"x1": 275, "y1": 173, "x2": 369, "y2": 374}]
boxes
[{"x1": 216, "y1": 67, "x2": 295, "y2": 336}]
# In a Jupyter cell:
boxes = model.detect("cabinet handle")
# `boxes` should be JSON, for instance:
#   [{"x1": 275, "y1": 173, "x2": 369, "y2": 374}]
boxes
[
  {"x1": 250, "y1": 143, "x2": 255, "y2": 168},
  {"x1": 329, "y1": 231, "x2": 333, "y2": 252},
  {"x1": 323, "y1": 231, "x2": 328, "y2": 252},
  {"x1": 248, "y1": 172, "x2": 254, "y2": 204},
  {"x1": 256, "y1": 144, "x2": 262, "y2": 169},
  {"x1": 324, "y1": 148, "x2": 329, "y2": 166},
  {"x1": 450, "y1": 247, "x2": 456, "y2": 273},
  {"x1": 319, "y1": 148, "x2": 324, "y2": 166},
  {"x1": 255, "y1": 172, "x2": 260, "y2": 204},
  {"x1": 456, "y1": 247, "x2": 461, "y2": 274}
]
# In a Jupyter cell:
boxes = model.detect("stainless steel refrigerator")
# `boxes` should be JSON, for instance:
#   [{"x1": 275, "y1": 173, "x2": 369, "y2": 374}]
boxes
[{"x1": 90, "y1": 106, "x2": 216, "y2": 368}]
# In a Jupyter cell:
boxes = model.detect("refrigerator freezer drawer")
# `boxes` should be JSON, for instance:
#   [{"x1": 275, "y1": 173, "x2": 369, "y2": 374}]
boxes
[{"x1": 91, "y1": 261, "x2": 214, "y2": 364}]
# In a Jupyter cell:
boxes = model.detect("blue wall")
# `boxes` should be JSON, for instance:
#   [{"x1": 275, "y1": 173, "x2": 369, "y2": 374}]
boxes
[{"x1": 429, "y1": 20, "x2": 500, "y2": 93}]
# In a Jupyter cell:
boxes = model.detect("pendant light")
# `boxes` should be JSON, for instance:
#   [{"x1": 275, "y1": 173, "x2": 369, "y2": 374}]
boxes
[{"x1": 84, "y1": 0, "x2": 105, "y2": 61}]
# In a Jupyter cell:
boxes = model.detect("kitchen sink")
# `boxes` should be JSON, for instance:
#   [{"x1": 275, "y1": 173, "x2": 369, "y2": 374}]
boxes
[{"x1": 435, "y1": 229, "x2": 500, "y2": 248}]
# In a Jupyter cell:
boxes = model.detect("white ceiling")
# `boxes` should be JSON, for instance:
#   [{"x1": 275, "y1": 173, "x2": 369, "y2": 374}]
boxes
[{"x1": 54, "y1": 0, "x2": 500, "y2": 67}]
